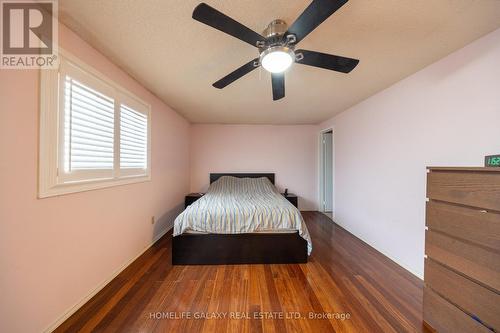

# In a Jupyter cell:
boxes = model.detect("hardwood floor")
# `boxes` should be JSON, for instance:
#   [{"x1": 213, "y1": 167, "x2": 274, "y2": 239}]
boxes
[{"x1": 55, "y1": 212, "x2": 429, "y2": 333}]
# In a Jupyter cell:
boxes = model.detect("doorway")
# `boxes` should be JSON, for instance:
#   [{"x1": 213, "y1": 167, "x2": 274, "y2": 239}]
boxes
[{"x1": 319, "y1": 129, "x2": 333, "y2": 217}]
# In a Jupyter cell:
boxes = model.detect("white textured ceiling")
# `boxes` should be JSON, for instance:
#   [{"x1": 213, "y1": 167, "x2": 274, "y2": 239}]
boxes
[{"x1": 58, "y1": 0, "x2": 500, "y2": 124}]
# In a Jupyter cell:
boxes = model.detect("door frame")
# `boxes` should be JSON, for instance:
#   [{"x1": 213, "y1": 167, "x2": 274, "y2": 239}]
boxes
[{"x1": 318, "y1": 127, "x2": 335, "y2": 217}]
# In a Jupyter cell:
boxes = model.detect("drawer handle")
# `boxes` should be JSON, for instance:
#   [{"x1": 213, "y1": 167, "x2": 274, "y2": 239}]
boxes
[{"x1": 479, "y1": 210, "x2": 488, "y2": 213}]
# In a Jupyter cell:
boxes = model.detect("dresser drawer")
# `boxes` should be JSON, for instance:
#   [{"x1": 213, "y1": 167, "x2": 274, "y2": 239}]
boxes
[
  {"x1": 423, "y1": 287, "x2": 491, "y2": 333},
  {"x1": 425, "y1": 230, "x2": 500, "y2": 292},
  {"x1": 425, "y1": 259, "x2": 500, "y2": 331},
  {"x1": 426, "y1": 201, "x2": 500, "y2": 251},
  {"x1": 427, "y1": 170, "x2": 500, "y2": 211}
]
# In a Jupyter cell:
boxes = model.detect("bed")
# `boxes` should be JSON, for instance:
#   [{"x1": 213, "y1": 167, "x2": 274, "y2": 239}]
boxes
[{"x1": 172, "y1": 173, "x2": 311, "y2": 265}]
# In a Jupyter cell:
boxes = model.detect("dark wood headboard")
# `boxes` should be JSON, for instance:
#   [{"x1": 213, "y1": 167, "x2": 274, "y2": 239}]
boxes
[{"x1": 209, "y1": 173, "x2": 275, "y2": 185}]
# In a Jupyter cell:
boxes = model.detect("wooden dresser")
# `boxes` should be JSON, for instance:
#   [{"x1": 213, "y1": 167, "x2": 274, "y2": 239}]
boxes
[{"x1": 424, "y1": 167, "x2": 500, "y2": 332}]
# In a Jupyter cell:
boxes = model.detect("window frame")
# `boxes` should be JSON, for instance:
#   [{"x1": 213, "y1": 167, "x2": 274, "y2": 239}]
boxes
[{"x1": 39, "y1": 49, "x2": 151, "y2": 198}]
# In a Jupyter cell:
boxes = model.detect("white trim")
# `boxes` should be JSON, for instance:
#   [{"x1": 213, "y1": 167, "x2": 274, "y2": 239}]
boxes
[
  {"x1": 335, "y1": 220, "x2": 423, "y2": 279},
  {"x1": 39, "y1": 48, "x2": 152, "y2": 198},
  {"x1": 39, "y1": 175, "x2": 151, "y2": 198},
  {"x1": 39, "y1": 66, "x2": 60, "y2": 196},
  {"x1": 59, "y1": 48, "x2": 151, "y2": 107},
  {"x1": 318, "y1": 127, "x2": 335, "y2": 217},
  {"x1": 42, "y1": 225, "x2": 173, "y2": 333}
]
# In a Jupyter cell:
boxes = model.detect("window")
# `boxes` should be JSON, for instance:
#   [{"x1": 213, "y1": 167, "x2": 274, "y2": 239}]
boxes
[
  {"x1": 61, "y1": 75, "x2": 115, "y2": 181},
  {"x1": 120, "y1": 104, "x2": 148, "y2": 173},
  {"x1": 39, "y1": 51, "x2": 151, "y2": 198}
]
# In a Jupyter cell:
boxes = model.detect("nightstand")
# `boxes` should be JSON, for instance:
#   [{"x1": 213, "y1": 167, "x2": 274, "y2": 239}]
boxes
[
  {"x1": 185, "y1": 193, "x2": 204, "y2": 208},
  {"x1": 282, "y1": 193, "x2": 298, "y2": 208}
]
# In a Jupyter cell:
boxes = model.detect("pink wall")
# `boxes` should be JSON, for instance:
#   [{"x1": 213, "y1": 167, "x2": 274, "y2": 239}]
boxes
[
  {"x1": 318, "y1": 28, "x2": 500, "y2": 278},
  {"x1": 190, "y1": 124, "x2": 318, "y2": 210},
  {"x1": 0, "y1": 24, "x2": 190, "y2": 333}
]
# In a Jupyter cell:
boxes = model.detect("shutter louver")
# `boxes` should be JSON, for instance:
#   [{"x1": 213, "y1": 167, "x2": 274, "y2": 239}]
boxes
[
  {"x1": 64, "y1": 76, "x2": 114, "y2": 172},
  {"x1": 120, "y1": 104, "x2": 148, "y2": 170}
]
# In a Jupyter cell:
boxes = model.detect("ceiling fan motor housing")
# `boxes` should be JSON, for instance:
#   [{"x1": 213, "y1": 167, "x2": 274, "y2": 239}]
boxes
[
  {"x1": 260, "y1": 19, "x2": 295, "y2": 49},
  {"x1": 263, "y1": 19, "x2": 288, "y2": 38},
  {"x1": 258, "y1": 19, "x2": 296, "y2": 69}
]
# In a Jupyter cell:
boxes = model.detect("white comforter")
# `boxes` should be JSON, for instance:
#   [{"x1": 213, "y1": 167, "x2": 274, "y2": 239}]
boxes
[{"x1": 173, "y1": 176, "x2": 312, "y2": 254}]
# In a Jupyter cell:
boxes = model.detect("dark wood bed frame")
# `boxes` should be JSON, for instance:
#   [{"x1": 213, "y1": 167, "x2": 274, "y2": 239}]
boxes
[{"x1": 172, "y1": 173, "x2": 308, "y2": 265}]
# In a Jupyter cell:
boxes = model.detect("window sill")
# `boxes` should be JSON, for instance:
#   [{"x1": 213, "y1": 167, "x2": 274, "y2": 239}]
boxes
[{"x1": 38, "y1": 174, "x2": 151, "y2": 198}]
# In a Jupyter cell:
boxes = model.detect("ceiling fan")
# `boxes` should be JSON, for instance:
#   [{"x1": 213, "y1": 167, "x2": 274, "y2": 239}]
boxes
[{"x1": 192, "y1": 0, "x2": 360, "y2": 101}]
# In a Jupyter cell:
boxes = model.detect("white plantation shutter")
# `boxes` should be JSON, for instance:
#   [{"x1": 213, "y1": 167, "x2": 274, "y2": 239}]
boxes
[
  {"x1": 63, "y1": 76, "x2": 115, "y2": 172},
  {"x1": 39, "y1": 54, "x2": 151, "y2": 197},
  {"x1": 120, "y1": 104, "x2": 148, "y2": 171}
]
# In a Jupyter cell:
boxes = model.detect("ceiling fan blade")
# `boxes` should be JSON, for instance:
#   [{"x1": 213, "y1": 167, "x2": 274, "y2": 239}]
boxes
[
  {"x1": 213, "y1": 58, "x2": 259, "y2": 89},
  {"x1": 286, "y1": 0, "x2": 348, "y2": 44},
  {"x1": 193, "y1": 3, "x2": 265, "y2": 48},
  {"x1": 295, "y1": 49, "x2": 359, "y2": 73},
  {"x1": 271, "y1": 73, "x2": 285, "y2": 101}
]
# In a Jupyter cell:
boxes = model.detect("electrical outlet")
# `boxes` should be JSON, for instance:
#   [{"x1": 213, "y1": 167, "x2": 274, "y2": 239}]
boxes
[{"x1": 151, "y1": 216, "x2": 155, "y2": 225}]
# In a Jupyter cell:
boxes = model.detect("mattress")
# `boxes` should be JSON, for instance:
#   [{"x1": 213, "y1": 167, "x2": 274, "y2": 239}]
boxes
[
  {"x1": 184, "y1": 229, "x2": 297, "y2": 234},
  {"x1": 173, "y1": 176, "x2": 312, "y2": 254}
]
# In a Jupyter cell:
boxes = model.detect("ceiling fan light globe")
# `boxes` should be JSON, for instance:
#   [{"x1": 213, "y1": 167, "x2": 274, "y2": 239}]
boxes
[{"x1": 260, "y1": 47, "x2": 295, "y2": 73}]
